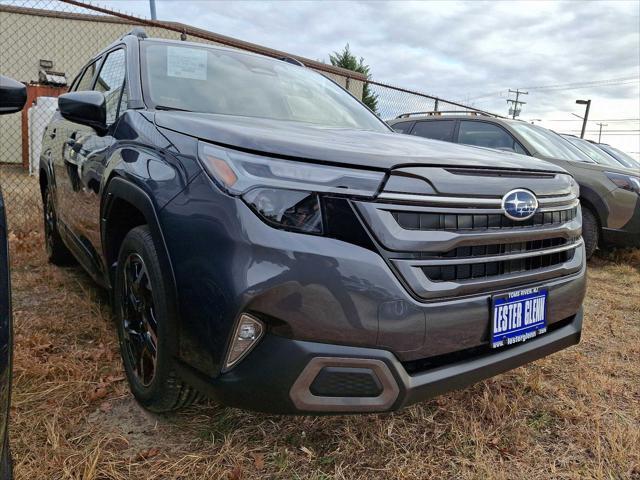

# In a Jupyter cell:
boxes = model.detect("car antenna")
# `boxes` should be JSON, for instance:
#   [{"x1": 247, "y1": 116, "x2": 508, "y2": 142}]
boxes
[
  {"x1": 280, "y1": 57, "x2": 305, "y2": 67},
  {"x1": 122, "y1": 27, "x2": 148, "y2": 39}
]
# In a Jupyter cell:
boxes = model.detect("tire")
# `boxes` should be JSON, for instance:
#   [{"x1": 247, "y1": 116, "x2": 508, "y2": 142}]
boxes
[
  {"x1": 115, "y1": 225, "x2": 199, "y2": 412},
  {"x1": 43, "y1": 187, "x2": 74, "y2": 265},
  {"x1": 581, "y1": 206, "x2": 599, "y2": 260}
]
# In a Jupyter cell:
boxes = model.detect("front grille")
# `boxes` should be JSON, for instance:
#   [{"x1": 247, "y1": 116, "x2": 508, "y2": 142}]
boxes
[
  {"x1": 355, "y1": 176, "x2": 583, "y2": 300},
  {"x1": 391, "y1": 207, "x2": 577, "y2": 231},
  {"x1": 422, "y1": 249, "x2": 575, "y2": 282},
  {"x1": 420, "y1": 237, "x2": 575, "y2": 259}
]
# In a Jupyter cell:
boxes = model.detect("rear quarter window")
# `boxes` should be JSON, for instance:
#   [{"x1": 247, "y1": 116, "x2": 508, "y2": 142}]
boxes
[{"x1": 391, "y1": 121, "x2": 414, "y2": 133}]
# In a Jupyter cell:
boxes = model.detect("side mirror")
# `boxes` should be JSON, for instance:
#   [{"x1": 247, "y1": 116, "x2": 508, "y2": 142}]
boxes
[
  {"x1": 0, "y1": 75, "x2": 27, "y2": 115},
  {"x1": 58, "y1": 91, "x2": 107, "y2": 133}
]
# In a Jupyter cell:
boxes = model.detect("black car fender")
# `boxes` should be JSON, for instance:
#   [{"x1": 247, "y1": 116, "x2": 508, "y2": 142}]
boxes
[{"x1": 101, "y1": 176, "x2": 178, "y2": 302}]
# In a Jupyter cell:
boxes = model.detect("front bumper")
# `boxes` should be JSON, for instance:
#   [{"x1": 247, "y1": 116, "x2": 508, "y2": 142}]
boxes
[
  {"x1": 602, "y1": 202, "x2": 640, "y2": 248},
  {"x1": 175, "y1": 307, "x2": 583, "y2": 414},
  {"x1": 162, "y1": 173, "x2": 587, "y2": 377}
]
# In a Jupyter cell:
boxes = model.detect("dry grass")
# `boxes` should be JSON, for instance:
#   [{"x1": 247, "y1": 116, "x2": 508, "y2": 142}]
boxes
[
  {"x1": 0, "y1": 165, "x2": 41, "y2": 240},
  {"x1": 7, "y1": 231, "x2": 640, "y2": 480}
]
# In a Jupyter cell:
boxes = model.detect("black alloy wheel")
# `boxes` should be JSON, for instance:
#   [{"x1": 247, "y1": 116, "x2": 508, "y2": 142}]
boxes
[
  {"x1": 115, "y1": 226, "x2": 200, "y2": 412},
  {"x1": 120, "y1": 253, "x2": 159, "y2": 387}
]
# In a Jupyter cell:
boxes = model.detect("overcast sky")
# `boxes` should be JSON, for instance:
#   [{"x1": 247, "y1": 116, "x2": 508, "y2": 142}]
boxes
[{"x1": 96, "y1": 0, "x2": 640, "y2": 158}]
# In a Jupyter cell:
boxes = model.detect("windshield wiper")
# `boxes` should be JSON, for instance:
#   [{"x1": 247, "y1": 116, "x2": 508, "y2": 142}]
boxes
[{"x1": 154, "y1": 105, "x2": 192, "y2": 112}]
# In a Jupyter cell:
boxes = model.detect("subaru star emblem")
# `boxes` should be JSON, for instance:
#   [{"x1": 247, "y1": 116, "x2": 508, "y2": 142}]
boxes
[{"x1": 502, "y1": 189, "x2": 538, "y2": 221}]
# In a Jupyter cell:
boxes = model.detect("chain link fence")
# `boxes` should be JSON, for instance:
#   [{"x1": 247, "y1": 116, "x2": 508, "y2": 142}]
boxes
[
  {"x1": 366, "y1": 80, "x2": 496, "y2": 120},
  {"x1": 0, "y1": 0, "x2": 494, "y2": 242}
]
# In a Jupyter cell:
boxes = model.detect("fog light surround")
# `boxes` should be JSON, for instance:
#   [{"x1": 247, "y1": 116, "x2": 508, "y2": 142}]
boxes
[{"x1": 224, "y1": 314, "x2": 265, "y2": 371}]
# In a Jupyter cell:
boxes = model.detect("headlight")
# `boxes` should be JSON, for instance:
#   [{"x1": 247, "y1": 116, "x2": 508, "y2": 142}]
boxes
[
  {"x1": 197, "y1": 142, "x2": 385, "y2": 233},
  {"x1": 605, "y1": 171, "x2": 640, "y2": 194},
  {"x1": 568, "y1": 176, "x2": 580, "y2": 198},
  {"x1": 243, "y1": 188, "x2": 323, "y2": 234}
]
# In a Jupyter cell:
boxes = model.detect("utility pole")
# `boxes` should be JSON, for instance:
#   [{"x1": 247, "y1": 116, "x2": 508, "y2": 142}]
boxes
[
  {"x1": 507, "y1": 89, "x2": 528, "y2": 119},
  {"x1": 575, "y1": 99, "x2": 591, "y2": 138},
  {"x1": 149, "y1": 0, "x2": 157, "y2": 20},
  {"x1": 596, "y1": 122, "x2": 607, "y2": 143}
]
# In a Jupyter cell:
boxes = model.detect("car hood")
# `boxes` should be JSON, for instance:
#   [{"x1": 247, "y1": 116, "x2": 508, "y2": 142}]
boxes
[{"x1": 155, "y1": 112, "x2": 566, "y2": 173}]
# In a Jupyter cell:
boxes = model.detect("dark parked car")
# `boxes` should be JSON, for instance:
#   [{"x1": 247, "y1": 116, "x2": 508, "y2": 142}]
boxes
[
  {"x1": 39, "y1": 31, "x2": 586, "y2": 414},
  {"x1": 561, "y1": 134, "x2": 627, "y2": 168},
  {"x1": 389, "y1": 114, "x2": 640, "y2": 258},
  {"x1": 592, "y1": 142, "x2": 640, "y2": 170},
  {"x1": 0, "y1": 74, "x2": 28, "y2": 480}
]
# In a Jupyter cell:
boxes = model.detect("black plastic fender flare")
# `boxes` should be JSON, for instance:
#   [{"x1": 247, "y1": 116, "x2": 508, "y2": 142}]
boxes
[{"x1": 101, "y1": 176, "x2": 177, "y2": 299}]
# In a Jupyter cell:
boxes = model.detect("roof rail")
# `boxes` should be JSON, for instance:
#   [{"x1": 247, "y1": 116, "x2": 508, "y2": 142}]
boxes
[
  {"x1": 395, "y1": 110, "x2": 498, "y2": 119},
  {"x1": 121, "y1": 27, "x2": 148, "y2": 40}
]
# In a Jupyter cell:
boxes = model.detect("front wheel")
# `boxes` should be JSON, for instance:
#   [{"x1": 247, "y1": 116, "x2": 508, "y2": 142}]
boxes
[
  {"x1": 581, "y1": 206, "x2": 599, "y2": 260},
  {"x1": 115, "y1": 225, "x2": 199, "y2": 412}
]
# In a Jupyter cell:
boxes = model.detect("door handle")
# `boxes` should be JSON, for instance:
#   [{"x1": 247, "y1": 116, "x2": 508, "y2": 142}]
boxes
[
  {"x1": 66, "y1": 138, "x2": 78, "y2": 151},
  {"x1": 66, "y1": 131, "x2": 81, "y2": 153}
]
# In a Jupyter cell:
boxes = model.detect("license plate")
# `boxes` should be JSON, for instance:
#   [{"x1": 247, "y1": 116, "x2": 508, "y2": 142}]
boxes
[{"x1": 491, "y1": 287, "x2": 548, "y2": 348}]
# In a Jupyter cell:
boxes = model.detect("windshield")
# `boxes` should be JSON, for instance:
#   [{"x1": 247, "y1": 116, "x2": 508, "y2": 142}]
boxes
[
  {"x1": 510, "y1": 122, "x2": 592, "y2": 162},
  {"x1": 561, "y1": 136, "x2": 621, "y2": 167},
  {"x1": 141, "y1": 42, "x2": 388, "y2": 132}
]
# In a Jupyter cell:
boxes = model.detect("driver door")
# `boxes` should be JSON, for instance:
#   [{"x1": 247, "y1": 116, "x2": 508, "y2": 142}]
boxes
[{"x1": 61, "y1": 48, "x2": 128, "y2": 272}]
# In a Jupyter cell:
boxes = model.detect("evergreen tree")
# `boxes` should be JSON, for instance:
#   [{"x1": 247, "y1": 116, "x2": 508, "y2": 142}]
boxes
[{"x1": 329, "y1": 44, "x2": 378, "y2": 113}]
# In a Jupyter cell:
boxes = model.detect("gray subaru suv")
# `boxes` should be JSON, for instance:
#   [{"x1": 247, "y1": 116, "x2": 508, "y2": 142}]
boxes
[{"x1": 39, "y1": 33, "x2": 585, "y2": 414}]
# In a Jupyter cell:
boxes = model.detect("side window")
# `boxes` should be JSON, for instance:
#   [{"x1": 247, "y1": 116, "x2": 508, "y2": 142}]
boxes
[
  {"x1": 74, "y1": 60, "x2": 99, "y2": 92},
  {"x1": 94, "y1": 49, "x2": 127, "y2": 125},
  {"x1": 458, "y1": 121, "x2": 526, "y2": 154},
  {"x1": 411, "y1": 120, "x2": 455, "y2": 142},
  {"x1": 391, "y1": 121, "x2": 414, "y2": 134}
]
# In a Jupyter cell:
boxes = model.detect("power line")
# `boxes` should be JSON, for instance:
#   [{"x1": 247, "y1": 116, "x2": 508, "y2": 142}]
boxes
[
  {"x1": 566, "y1": 129, "x2": 640, "y2": 133},
  {"x1": 522, "y1": 76, "x2": 639, "y2": 91},
  {"x1": 543, "y1": 118, "x2": 640, "y2": 122},
  {"x1": 467, "y1": 77, "x2": 639, "y2": 102},
  {"x1": 465, "y1": 89, "x2": 507, "y2": 101}
]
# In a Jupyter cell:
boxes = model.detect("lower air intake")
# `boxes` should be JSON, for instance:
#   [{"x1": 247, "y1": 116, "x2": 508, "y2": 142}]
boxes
[{"x1": 309, "y1": 367, "x2": 383, "y2": 398}]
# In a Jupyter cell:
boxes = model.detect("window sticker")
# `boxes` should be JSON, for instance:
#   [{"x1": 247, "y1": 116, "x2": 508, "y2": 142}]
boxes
[{"x1": 167, "y1": 46, "x2": 207, "y2": 80}]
